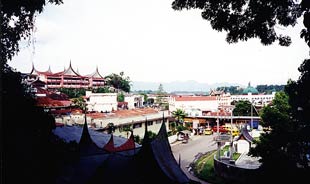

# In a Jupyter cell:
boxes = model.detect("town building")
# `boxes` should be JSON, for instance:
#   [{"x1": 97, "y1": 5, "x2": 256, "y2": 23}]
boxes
[
  {"x1": 124, "y1": 94, "x2": 144, "y2": 109},
  {"x1": 85, "y1": 91, "x2": 117, "y2": 112},
  {"x1": 169, "y1": 95, "x2": 218, "y2": 112},
  {"x1": 26, "y1": 62, "x2": 105, "y2": 89},
  {"x1": 55, "y1": 108, "x2": 173, "y2": 139}
]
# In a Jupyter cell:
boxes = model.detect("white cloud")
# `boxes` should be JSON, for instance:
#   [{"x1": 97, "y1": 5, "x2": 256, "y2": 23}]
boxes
[{"x1": 9, "y1": 0, "x2": 309, "y2": 87}]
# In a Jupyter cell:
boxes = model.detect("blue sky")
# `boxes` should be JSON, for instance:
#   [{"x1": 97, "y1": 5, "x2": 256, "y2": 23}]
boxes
[{"x1": 9, "y1": 0, "x2": 309, "y2": 87}]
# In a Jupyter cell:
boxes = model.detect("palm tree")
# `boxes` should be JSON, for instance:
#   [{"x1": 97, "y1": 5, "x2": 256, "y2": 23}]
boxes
[{"x1": 172, "y1": 109, "x2": 187, "y2": 126}]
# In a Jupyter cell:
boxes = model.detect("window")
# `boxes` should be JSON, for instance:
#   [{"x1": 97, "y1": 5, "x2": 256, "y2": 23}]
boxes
[
  {"x1": 156, "y1": 120, "x2": 162, "y2": 124},
  {"x1": 147, "y1": 121, "x2": 153, "y2": 126},
  {"x1": 133, "y1": 123, "x2": 142, "y2": 129}
]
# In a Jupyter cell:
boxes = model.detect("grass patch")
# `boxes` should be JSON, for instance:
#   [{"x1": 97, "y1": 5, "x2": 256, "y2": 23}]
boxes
[
  {"x1": 193, "y1": 146, "x2": 241, "y2": 184},
  {"x1": 193, "y1": 151, "x2": 228, "y2": 184}
]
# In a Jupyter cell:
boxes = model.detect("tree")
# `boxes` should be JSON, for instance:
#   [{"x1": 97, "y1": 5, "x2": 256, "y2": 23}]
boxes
[
  {"x1": 1, "y1": 0, "x2": 63, "y2": 63},
  {"x1": 250, "y1": 66, "x2": 310, "y2": 183},
  {"x1": 106, "y1": 123, "x2": 116, "y2": 134},
  {"x1": 72, "y1": 96, "x2": 87, "y2": 111},
  {"x1": 2, "y1": 64, "x2": 59, "y2": 184},
  {"x1": 2, "y1": 1, "x2": 63, "y2": 184},
  {"x1": 117, "y1": 92, "x2": 125, "y2": 102},
  {"x1": 172, "y1": 108, "x2": 187, "y2": 126},
  {"x1": 172, "y1": 0, "x2": 310, "y2": 48},
  {"x1": 105, "y1": 72, "x2": 131, "y2": 93},
  {"x1": 155, "y1": 83, "x2": 168, "y2": 109},
  {"x1": 232, "y1": 100, "x2": 257, "y2": 116}
]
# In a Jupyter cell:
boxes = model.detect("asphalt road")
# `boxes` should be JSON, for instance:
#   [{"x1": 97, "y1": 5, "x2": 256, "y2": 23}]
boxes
[{"x1": 171, "y1": 134, "x2": 218, "y2": 184}]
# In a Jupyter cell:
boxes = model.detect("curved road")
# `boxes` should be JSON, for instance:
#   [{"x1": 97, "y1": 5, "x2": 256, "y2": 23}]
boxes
[{"x1": 171, "y1": 134, "x2": 217, "y2": 184}]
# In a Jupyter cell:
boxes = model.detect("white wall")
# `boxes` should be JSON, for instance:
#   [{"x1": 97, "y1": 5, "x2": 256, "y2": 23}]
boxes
[
  {"x1": 86, "y1": 91, "x2": 117, "y2": 112},
  {"x1": 170, "y1": 99, "x2": 218, "y2": 112}
]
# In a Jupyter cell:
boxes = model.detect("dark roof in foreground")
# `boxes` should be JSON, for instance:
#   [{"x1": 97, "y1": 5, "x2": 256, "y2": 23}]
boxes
[{"x1": 54, "y1": 115, "x2": 190, "y2": 184}]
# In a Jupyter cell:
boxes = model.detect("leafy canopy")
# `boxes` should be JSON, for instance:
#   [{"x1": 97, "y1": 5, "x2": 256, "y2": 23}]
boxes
[
  {"x1": 250, "y1": 60, "x2": 310, "y2": 182},
  {"x1": 172, "y1": 0, "x2": 310, "y2": 48},
  {"x1": 1, "y1": 0, "x2": 63, "y2": 63},
  {"x1": 105, "y1": 72, "x2": 131, "y2": 93}
]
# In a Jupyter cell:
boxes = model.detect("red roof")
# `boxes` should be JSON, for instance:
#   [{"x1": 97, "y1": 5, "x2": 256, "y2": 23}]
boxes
[
  {"x1": 36, "y1": 97, "x2": 72, "y2": 107},
  {"x1": 174, "y1": 96, "x2": 217, "y2": 101},
  {"x1": 103, "y1": 133, "x2": 135, "y2": 152}
]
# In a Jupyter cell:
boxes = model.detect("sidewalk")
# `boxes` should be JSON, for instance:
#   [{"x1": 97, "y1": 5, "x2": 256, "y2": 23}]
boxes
[{"x1": 235, "y1": 153, "x2": 261, "y2": 169}]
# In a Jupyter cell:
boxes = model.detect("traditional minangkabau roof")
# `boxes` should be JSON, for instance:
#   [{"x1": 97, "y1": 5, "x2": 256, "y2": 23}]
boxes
[
  {"x1": 53, "y1": 112, "x2": 190, "y2": 183},
  {"x1": 103, "y1": 132, "x2": 135, "y2": 153},
  {"x1": 236, "y1": 127, "x2": 254, "y2": 143},
  {"x1": 29, "y1": 62, "x2": 54, "y2": 75},
  {"x1": 79, "y1": 113, "x2": 105, "y2": 156},
  {"x1": 86, "y1": 66, "x2": 104, "y2": 79},
  {"x1": 136, "y1": 115, "x2": 190, "y2": 183},
  {"x1": 61, "y1": 61, "x2": 81, "y2": 76},
  {"x1": 46, "y1": 65, "x2": 52, "y2": 74}
]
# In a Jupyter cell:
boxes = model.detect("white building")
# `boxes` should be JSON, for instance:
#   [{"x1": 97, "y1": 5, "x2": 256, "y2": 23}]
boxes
[
  {"x1": 169, "y1": 96, "x2": 219, "y2": 112},
  {"x1": 231, "y1": 92, "x2": 275, "y2": 107},
  {"x1": 85, "y1": 91, "x2": 118, "y2": 112},
  {"x1": 124, "y1": 94, "x2": 144, "y2": 109}
]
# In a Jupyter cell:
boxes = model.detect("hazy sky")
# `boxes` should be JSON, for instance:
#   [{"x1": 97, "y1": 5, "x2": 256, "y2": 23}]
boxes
[{"x1": 9, "y1": 0, "x2": 309, "y2": 87}]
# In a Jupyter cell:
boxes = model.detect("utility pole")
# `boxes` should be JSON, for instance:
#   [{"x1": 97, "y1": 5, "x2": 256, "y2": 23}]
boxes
[
  {"x1": 251, "y1": 100, "x2": 253, "y2": 130},
  {"x1": 217, "y1": 96, "x2": 220, "y2": 160},
  {"x1": 230, "y1": 106, "x2": 234, "y2": 160}
]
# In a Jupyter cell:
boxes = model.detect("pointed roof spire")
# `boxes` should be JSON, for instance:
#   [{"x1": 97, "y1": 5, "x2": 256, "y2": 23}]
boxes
[
  {"x1": 79, "y1": 112, "x2": 92, "y2": 146},
  {"x1": 141, "y1": 118, "x2": 150, "y2": 146},
  {"x1": 30, "y1": 62, "x2": 39, "y2": 75},
  {"x1": 46, "y1": 65, "x2": 52, "y2": 73},
  {"x1": 103, "y1": 134, "x2": 115, "y2": 152},
  {"x1": 76, "y1": 67, "x2": 80, "y2": 75},
  {"x1": 62, "y1": 60, "x2": 80, "y2": 76},
  {"x1": 86, "y1": 66, "x2": 104, "y2": 79}
]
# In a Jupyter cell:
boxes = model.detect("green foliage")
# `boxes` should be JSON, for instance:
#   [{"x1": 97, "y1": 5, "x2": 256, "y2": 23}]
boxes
[
  {"x1": 2, "y1": 64, "x2": 58, "y2": 184},
  {"x1": 107, "y1": 123, "x2": 116, "y2": 134},
  {"x1": 216, "y1": 86, "x2": 243, "y2": 95},
  {"x1": 134, "y1": 131, "x2": 157, "y2": 144},
  {"x1": 170, "y1": 122, "x2": 177, "y2": 134},
  {"x1": 172, "y1": 0, "x2": 310, "y2": 47},
  {"x1": 155, "y1": 83, "x2": 168, "y2": 109},
  {"x1": 59, "y1": 88, "x2": 86, "y2": 98},
  {"x1": 92, "y1": 87, "x2": 111, "y2": 93},
  {"x1": 59, "y1": 87, "x2": 111, "y2": 99},
  {"x1": 146, "y1": 131, "x2": 157, "y2": 140},
  {"x1": 1, "y1": 0, "x2": 63, "y2": 62},
  {"x1": 105, "y1": 72, "x2": 131, "y2": 92},
  {"x1": 134, "y1": 135, "x2": 141, "y2": 144},
  {"x1": 172, "y1": 108, "x2": 187, "y2": 126},
  {"x1": 72, "y1": 97, "x2": 86, "y2": 111},
  {"x1": 256, "y1": 84, "x2": 285, "y2": 94},
  {"x1": 233, "y1": 100, "x2": 257, "y2": 116},
  {"x1": 250, "y1": 60, "x2": 310, "y2": 182},
  {"x1": 176, "y1": 125, "x2": 184, "y2": 132},
  {"x1": 117, "y1": 92, "x2": 125, "y2": 102},
  {"x1": 193, "y1": 151, "x2": 228, "y2": 184}
]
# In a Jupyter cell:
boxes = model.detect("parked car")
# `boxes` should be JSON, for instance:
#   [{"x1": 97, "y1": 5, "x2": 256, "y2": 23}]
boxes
[
  {"x1": 212, "y1": 126, "x2": 228, "y2": 134},
  {"x1": 204, "y1": 127, "x2": 213, "y2": 135},
  {"x1": 231, "y1": 128, "x2": 240, "y2": 136}
]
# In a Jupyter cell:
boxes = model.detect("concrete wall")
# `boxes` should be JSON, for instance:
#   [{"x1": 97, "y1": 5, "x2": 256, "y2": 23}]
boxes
[
  {"x1": 86, "y1": 92, "x2": 117, "y2": 112},
  {"x1": 213, "y1": 156, "x2": 260, "y2": 183}
]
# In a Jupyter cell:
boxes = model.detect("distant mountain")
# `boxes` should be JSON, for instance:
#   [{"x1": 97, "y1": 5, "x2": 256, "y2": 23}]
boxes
[{"x1": 131, "y1": 80, "x2": 242, "y2": 93}]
